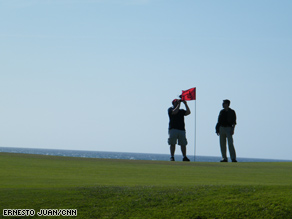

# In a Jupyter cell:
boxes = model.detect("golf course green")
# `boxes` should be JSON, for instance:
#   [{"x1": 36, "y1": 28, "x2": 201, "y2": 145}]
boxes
[{"x1": 1, "y1": 152, "x2": 292, "y2": 218}]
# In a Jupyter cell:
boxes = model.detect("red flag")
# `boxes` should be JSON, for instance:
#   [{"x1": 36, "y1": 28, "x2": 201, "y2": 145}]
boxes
[{"x1": 181, "y1": 87, "x2": 196, "y2": 101}]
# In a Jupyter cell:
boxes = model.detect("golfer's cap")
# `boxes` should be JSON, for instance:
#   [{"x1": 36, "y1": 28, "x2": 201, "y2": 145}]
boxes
[{"x1": 172, "y1": 99, "x2": 179, "y2": 105}]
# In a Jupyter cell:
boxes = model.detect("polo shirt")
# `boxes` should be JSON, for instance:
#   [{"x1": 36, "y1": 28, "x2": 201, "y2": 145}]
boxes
[{"x1": 168, "y1": 107, "x2": 186, "y2": 131}]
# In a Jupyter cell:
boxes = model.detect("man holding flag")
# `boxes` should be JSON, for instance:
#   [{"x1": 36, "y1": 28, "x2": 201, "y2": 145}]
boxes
[{"x1": 167, "y1": 87, "x2": 196, "y2": 162}]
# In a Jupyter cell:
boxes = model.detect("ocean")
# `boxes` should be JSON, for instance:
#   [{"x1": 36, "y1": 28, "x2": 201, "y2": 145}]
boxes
[{"x1": 0, "y1": 147, "x2": 291, "y2": 162}]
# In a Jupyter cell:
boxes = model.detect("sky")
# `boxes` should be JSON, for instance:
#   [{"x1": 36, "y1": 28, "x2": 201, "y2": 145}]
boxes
[{"x1": 0, "y1": 0, "x2": 291, "y2": 160}]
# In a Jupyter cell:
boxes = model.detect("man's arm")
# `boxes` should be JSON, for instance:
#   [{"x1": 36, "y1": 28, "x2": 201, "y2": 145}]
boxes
[
  {"x1": 231, "y1": 125, "x2": 235, "y2": 135},
  {"x1": 183, "y1": 101, "x2": 191, "y2": 116},
  {"x1": 171, "y1": 101, "x2": 181, "y2": 115},
  {"x1": 215, "y1": 111, "x2": 222, "y2": 135},
  {"x1": 231, "y1": 110, "x2": 237, "y2": 135}
]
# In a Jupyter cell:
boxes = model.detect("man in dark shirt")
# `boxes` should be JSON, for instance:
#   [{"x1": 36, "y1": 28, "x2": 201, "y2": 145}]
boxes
[
  {"x1": 215, "y1": 99, "x2": 237, "y2": 162},
  {"x1": 168, "y1": 99, "x2": 191, "y2": 161}
]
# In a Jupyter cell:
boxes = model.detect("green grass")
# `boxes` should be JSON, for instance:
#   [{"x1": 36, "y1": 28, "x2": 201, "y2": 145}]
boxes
[{"x1": 1, "y1": 152, "x2": 292, "y2": 218}]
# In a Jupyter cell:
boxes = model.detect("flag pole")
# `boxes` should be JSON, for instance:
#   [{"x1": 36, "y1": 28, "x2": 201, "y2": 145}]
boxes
[
  {"x1": 194, "y1": 98, "x2": 196, "y2": 162},
  {"x1": 181, "y1": 87, "x2": 196, "y2": 162}
]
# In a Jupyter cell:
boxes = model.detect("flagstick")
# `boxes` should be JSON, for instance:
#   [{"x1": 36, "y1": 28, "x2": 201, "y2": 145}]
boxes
[{"x1": 194, "y1": 99, "x2": 196, "y2": 162}]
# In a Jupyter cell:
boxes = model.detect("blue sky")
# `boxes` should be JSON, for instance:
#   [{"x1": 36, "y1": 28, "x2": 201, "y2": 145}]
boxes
[{"x1": 1, "y1": 0, "x2": 291, "y2": 160}]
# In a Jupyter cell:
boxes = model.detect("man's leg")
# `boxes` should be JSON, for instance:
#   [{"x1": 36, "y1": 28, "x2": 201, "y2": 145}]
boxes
[
  {"x1": 180, "y1": 145, "x2": 186, "y2": 157},
  {"x1": 178, "y1": 130, "x2": 188, "y2": 157},
  {"x1": 226, "y1": 128, "x2": 236, "y2": 161},
  {"x1": 168, "y1": 129, "x2": 177, "y2": 161},
  {"x1": 181, "y1": 145, "x2": 190, "y2": 161},
  {"x1": 220, "y1": 127, "x2": 227, "y2": 160},
  {"x1": 170, "y1": 144, "x2": 176, "y2": 157}
]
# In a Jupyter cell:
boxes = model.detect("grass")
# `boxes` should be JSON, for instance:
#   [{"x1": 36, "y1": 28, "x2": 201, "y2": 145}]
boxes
[{"x1": 1, "y1": 152, "x2": 292, "y2": 218}]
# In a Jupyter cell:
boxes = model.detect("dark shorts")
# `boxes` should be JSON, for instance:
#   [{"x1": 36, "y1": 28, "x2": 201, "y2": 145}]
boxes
[{"x1": 168, "y1": 129, "x2": 188, "y2": 146}]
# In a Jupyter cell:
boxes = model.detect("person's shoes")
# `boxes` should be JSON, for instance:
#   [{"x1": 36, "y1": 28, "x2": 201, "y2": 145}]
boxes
[
  {"x1": 220, "y1": 159, "x2": 228, "y2": 162},
  {"x1": 232, "y1": 159, "x2": 237, "y2": 162},
  {"x1": 183, "y1": 157, "x2": 190, "y2": 162},
  {"x1": 170, "y1": 156, "x2": 175, "y2": 161}
]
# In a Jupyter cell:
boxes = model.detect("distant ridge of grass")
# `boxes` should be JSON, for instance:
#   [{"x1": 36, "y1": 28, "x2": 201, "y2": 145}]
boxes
[{"x1": 1, "y1": 152, "x2": 292, "y2": 218}]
